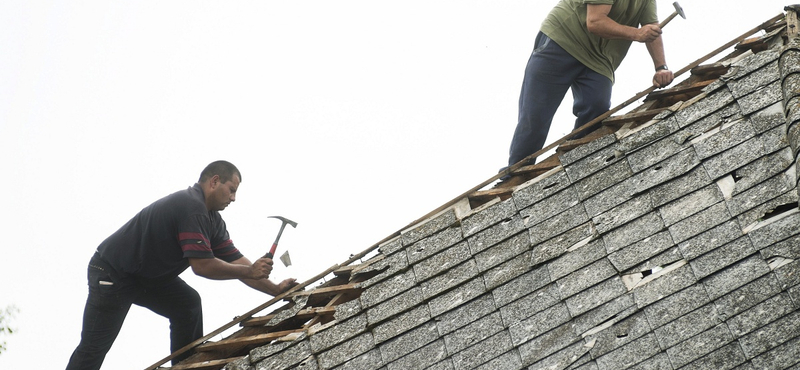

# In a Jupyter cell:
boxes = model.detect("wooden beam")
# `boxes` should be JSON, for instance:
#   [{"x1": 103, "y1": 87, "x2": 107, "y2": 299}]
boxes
[
  {"x1": 168, "y1": 357, "x2": 244, "y2": 370},
  {"x1": 240, "y1": 313, "x2": 277, "y2": 327},
  {"x1": 303, "y1": 293, "x2": 348, "y2": 329},
  {"x1": 243, "y1": 307, "x2": 337, "y2": 327},
  {"x1": 603, "y1": 108, "x2": 670, "y2": 126},
  {"x1": 644, "y1": 79, "x2": 716, "y2": 101},
  {"x1": 690, "y1": 63, "x2": 729, "y2": 77},
  {"x1": 286, "y1": 283, "x2": 361, "y2": 298},
  {"x1": 196, "y1": 329, "x2": 301, "y2": 353},
  {"x1": 787, "y1": 5, "x2": 800, "y2": 40}
]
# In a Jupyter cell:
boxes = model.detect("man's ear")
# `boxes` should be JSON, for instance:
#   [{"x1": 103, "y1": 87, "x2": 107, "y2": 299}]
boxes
[{"x1": 209, "y1": 174, "x2": 220, "y2": 188}]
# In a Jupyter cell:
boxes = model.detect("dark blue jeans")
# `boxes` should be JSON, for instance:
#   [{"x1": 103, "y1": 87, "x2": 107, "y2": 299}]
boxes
[
  {"x1": 66, "y1": 255, "x2": 203, "y2": 370},
  {"x1": 508, "y1": 32, "x2": 613, "y2": 166}
]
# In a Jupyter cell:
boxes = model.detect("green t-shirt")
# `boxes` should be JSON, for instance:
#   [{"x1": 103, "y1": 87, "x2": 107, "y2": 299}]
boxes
[{"x1": 540, "y1": 0, "x2": 658, "y2": 82}]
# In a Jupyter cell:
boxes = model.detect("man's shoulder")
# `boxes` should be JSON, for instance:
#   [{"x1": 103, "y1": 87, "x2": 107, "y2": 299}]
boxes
[{"x1": 153, "y1": 186, "x2": 207, "y2": 216}]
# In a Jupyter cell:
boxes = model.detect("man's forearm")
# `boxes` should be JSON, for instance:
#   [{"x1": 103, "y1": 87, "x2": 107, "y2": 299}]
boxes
[
  {"x1": 189, "y1": 257, "x2": 257, "y2": 280},
  {"x1": 239, "y1": 278, "x2": 283, "y2": 296},
  {"x1": 646, "y1": 33, "x2": 674, "y2": 88},
  {"x1": 228, "y1": 256, "x2": 285, "y2": 296},
  {"x1": 646, "y1": 35, "x2": 667, "y2": 68}
]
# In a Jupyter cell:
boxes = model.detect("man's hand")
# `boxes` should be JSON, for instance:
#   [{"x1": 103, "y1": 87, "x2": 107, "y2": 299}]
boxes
[
  {"x1": 652, "y1": 69, "x2": 674, "y2": 88},
  {"x1": 248, "y1": 257, "x2": 274, "y2": 280},
  {"x1": 277, "y1": 278, "x2": 299, "y2": 293},
  {"x1": 634, "y1": 24, "x2": 662, "y2": 43}
]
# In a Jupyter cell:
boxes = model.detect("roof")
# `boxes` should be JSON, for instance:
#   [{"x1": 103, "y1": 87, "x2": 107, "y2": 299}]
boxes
[{"x1": 150, "y1": 8, "x2": 800, "y2": 370}]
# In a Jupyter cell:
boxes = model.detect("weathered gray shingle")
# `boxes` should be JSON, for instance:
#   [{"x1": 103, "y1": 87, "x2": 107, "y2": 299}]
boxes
[
  {"x1": 385, "y1": 340, "x2": 444, "y2": 370},
  {"x1": 461, "y1": 197, "x2": 516, "y2": 238},
  {"x1": 586, "y1": 310, "x2": 652, "y2": 358},
  {"x1": 595, "y1": 333, "x2": 661, "y2": 370},
  {"x1": 317, "y1": 332, "x2": 375, "y2": 370},
  {"x1": 702, "y1": 254, "x2": 771, "y2": 300},
  {"x1": 451, "y1": 330, "x2": 514, "y2": 369},
  {"x1": 518, "y1": 323, "x2": 581, "y2": 366},
  {"x1": 377, "y1": 321, "x2": 438, "y2": 363},
  {"x1": 512, "y1": 168, "x2": 572, "y2": 210},
  {"x1": 436, "y1": 293, "x2": 496, "y2": 335},
  {"x1": 372, "y1": 305, "x2": 429, "y2": 344},
  {"x1": 737, "y1": 310, "x2": 800, "y2": 359},
  {"x1": 608, "y1": 231, "x2": 674, "y2": 272},
  {"x1": 566, "y1": 276, "x2": 627, "y2": 316},
  {"x1": 427, "y1": 277, "x2": 485, "y2": 317},
  {"x1": 653, "y1": 303, "x2": 721, "y2": 349},
  {"x1": 665, "y1": 323, "x2": 734, "y2": 368},
  {"x1": 310, "y1": 315, "x2": 368, "y2": 353}
]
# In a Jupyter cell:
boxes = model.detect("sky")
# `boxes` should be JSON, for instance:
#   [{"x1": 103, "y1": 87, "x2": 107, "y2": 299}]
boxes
[{"x1": 0, "y1": 1, "x2": 789, "y2": 369}]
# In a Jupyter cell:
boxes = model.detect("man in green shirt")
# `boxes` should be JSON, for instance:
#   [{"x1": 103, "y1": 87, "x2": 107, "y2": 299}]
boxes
[{"x1": 507, "y1": 0, "x2": 674, "y2": 167}]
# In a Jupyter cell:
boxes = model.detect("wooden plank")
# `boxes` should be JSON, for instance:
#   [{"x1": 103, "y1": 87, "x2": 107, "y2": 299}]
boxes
[
  {"x1": 468, "y1": 187, "x2": 511, "y2": 207},
  {"x1": 788, "y1": 6, "x2": 800, "y2": 40},
  {"x1": 469, "y1": 152, "x2": 561, "y2": 206},
  {"x1": 169, "y1": 357, "x2": 244, "y2": 370},
  {"x1": 287, "y1": 283, "x2": 361, "y2": 298},
  {"x1": 196, "y1": 329, "x2": 301, "y2": 353},
  {"x1": 333, "y1": 265, "x2": 357, "y2": 277},
  {"x1": 240, "y1": 313, "x2": 277, "y2": 327},
  {"x1": 644, "y1": 79, "x2": 716, "y2": 101},
  {"x1": 735, "y1": 36, "x2": 764, "y2": 49},
  {"x1": 337, "y1": 254, "x2": 389, "y2": 278},
  {"x1": 557, "y1": 126, "x2": 616, "y2": 152},
  {"x1": 690, "y1": 63, "x2": 729, "y2": 77},
  {"x1": 243, "y1": 306, "x2": 337, "y2": 327},
  {"x1": 303, "y1": 293, "x2": 346, "y2": 329},
  {"x1": 603, "y1": 107, "x2": 669, "y2": 126}
]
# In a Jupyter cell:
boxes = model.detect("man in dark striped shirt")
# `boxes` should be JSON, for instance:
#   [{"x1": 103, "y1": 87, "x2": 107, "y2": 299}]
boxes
[{"x1": 66, "y1": 160, "x2": 297, "y2": 370}]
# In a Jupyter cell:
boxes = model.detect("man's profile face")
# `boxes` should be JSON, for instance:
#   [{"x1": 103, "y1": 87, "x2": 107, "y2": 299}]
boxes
[{"x1": 209, "y1": 174, "x2": 240, "y2": 211}]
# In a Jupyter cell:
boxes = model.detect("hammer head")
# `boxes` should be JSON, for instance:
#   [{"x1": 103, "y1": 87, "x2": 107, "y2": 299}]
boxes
[
  {"x1": 269, "y1": 215, "x2": 298, "y2": 228},
  {"x1": 673, "y1": 2, "x2": 686, "y2": 19}
]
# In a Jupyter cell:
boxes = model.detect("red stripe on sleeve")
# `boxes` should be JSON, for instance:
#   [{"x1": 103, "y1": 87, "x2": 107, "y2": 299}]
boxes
[
  {"x1": 179, "y1": 232, "x2": 210, "y2": 245},
  {"x1": 212, "y1": 239, "x2": 239, "y2": 256}
]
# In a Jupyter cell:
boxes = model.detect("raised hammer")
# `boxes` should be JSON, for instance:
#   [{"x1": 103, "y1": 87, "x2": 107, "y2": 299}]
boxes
[
  {"x1": 658, "y1": 2, "x2": 686, "y2": 29},
  {"x1": 265, "y1": 216, "x2": 298, "y2": 259}
]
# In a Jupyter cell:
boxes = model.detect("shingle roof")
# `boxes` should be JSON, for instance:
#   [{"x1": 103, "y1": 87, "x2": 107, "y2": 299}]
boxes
[{"x1": 150, "y1": 8, "x2": 800, "y2": 370}]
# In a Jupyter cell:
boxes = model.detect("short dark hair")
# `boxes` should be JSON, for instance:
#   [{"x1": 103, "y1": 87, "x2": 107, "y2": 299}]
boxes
[{"x1": 199, "y1": 160, "x2": 242, "y2": 184}]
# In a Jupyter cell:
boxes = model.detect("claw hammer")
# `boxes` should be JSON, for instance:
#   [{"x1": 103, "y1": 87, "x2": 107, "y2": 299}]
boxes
[{"x1": 265, "y1": 216, "x2": 298, "y2": 259}]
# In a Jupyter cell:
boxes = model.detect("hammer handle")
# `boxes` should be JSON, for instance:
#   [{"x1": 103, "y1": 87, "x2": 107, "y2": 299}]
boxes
[
  {"x1": 264, "y1": 243, "x2": 278, "y2": 259},
  {"x1": 658, "y1": 12, "x2": 678, "y2": 29},
  {"x1": 265, "y1": 223, "x2": 287, "y2": 258}
]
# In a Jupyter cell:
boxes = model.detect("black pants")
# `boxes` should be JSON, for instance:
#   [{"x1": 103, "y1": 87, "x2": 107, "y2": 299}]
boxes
[
  {"x1": 508, "y1": 32, "x2": 612, "y2": 166},
  {"x1": 66, "y1": 255, "x2": 203, "y2": 370}
]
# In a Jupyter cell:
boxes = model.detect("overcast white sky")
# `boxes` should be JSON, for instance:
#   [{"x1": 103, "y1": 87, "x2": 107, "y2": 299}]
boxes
[{"x1": 0, "y1": 1, "x2": 788, "y2": 369}]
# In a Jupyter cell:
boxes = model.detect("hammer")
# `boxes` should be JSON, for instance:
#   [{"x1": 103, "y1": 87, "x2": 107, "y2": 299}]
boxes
[
  {"x1": 264, "y1": 216, "x2": 298, "y2": 259},
  {"x1": 658, "y1": 2, "x2": 686, "y2": 29}
]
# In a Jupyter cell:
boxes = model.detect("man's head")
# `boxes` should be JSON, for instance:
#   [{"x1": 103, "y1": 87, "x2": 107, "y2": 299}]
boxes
[{"x1": 198, "y1": 160, "x2": 242, "y2": 211}]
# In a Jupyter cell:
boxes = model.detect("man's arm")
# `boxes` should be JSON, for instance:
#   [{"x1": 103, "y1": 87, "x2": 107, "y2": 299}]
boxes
[
  {"x1": 231, "y1": 257, "x2": 298, "y2": 296},
  {"x1": 189, "y1": 256, "x2": 296, "y2": 296},
  {"x1": 586, "y1": 4, "x2": 674, "y2": 88},
  {"x1": 645, "y1": 32, "x2": 674, "y2": 88},
  {"x1": 189, "y1": 256, "x2": 272, "y2": 280},
  {"x1": 585, "y1": 4, "x2": 661, "y2": 42}
]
